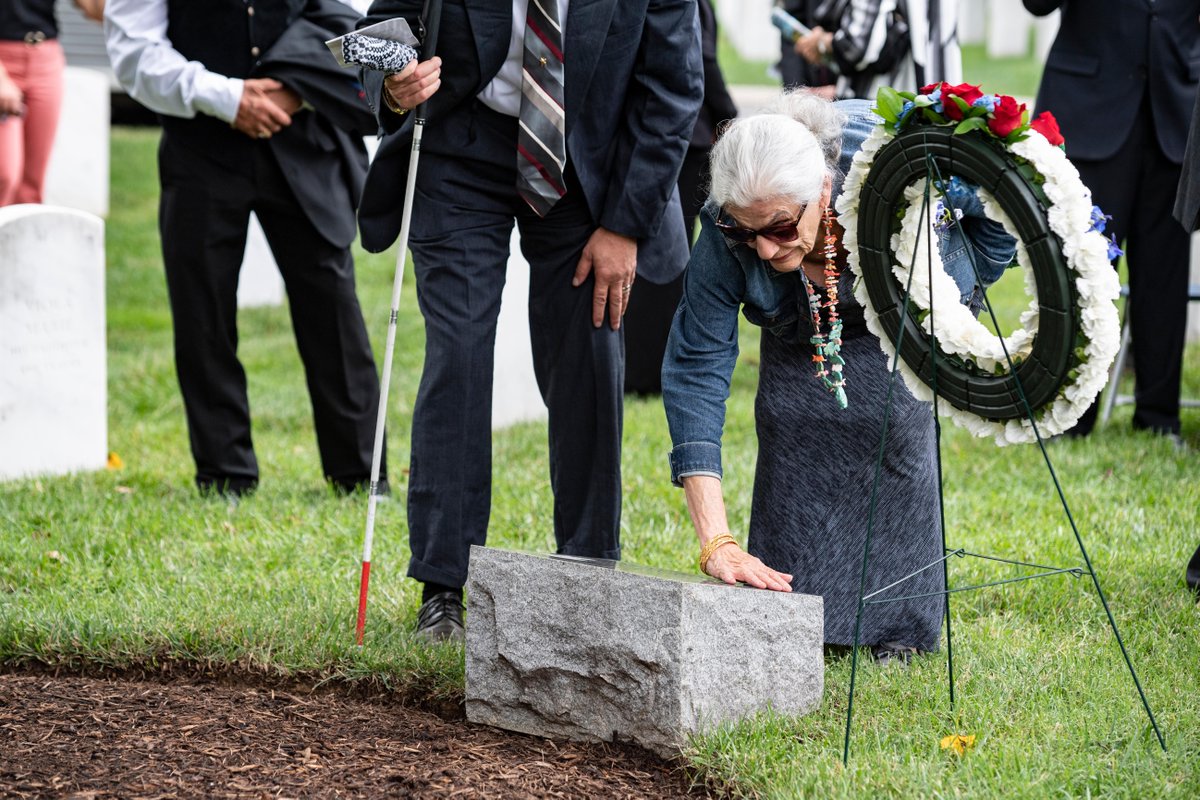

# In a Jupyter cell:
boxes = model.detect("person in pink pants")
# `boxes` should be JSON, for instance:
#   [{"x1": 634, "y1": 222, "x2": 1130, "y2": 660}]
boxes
[{"x1": 0, "y1": 0, "x2": 103, "y2": 206}]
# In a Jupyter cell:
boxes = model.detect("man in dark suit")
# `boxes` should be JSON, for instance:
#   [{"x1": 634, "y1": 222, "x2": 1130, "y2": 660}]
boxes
[
  {"x1": 106, "y1": 0, "x2": 384, "y2": 496},
  {"x1": 357, "y1": 0, "x2": 702, "y2": 640},
  {"x1": 1025, "y1": 0, "x2": 1198, "y2": 442}
]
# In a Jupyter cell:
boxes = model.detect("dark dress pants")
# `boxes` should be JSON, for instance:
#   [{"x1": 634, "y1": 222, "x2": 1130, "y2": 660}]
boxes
[
  {"x1": 157, "y1": 135, "x2": 383, "y2": 490},
  {"x1": 405, "y1": 102, "x2": 623, "y2": 589},
  {"x1": 1070, "y1": 99, "x2": 1190, "y2": 436}
]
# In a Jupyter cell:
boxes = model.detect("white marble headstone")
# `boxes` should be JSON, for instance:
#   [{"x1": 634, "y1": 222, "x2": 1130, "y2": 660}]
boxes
[
  {"x1": 1188, "y1": 233, "x2": 1200, "y2": 344},
  {"x1": 43, "y1": 66, "x2": 111, "y2": 218},
  {"x1": 493, "y1": 228, "x2": 547, "y2": 429},
  {"x1": 237, "y1": 213, "x2": 286, "y2": 309},
  {"x1": 717, "y1": 0, "x2": 779, "y2": 62},
  {"x1": 0, "y1": 205, "x2": 107, "y2": 480},
  {"x1": 986, "y1": 0, "x2": 1035, "y2": 58}
]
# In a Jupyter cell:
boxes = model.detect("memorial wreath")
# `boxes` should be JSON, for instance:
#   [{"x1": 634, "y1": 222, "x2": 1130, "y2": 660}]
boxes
[{"x1": 836, "y1": 83, "x2": 1123, "y2": 445}]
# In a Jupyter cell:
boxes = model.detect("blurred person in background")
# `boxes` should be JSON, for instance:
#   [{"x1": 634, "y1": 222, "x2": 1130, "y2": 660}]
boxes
[
  {"x1": 793, "y1": 0, "x2": 960, "y2": 100},
  {"x1": 105, "y1": 0, "x2": 386, "y2": 497},
  {"x1": 0, "y1": 0, "x2": 103, "y2": 206},
  {"x1": 777, "y1": 1, "x2": 836, "y2": 96}
]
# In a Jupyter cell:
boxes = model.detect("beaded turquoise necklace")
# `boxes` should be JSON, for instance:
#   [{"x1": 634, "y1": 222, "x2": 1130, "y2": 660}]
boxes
[{"x1": 798, "y1": 208, "x2": 848, "y2": 408}]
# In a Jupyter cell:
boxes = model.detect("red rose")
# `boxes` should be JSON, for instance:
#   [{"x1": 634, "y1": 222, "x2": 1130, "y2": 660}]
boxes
[
  {"x1": 987, "y1": 94, "x2": 1026, "y2": 138},
  {"x1": 1031, "y1": 110, "x2": 1064, "y2": 146},
  {"x1": 941, "y1": 82, "x2": 983, "y2": 120},
  {"x1": 919, "y1": 82, "x2": 943, "y2": 95}
]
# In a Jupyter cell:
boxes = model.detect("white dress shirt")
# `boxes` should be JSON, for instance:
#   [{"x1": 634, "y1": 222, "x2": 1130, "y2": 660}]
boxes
[
  {"x1": 478, "y1": 0, "x2": 569, "y2": 118},
  {"x1": 103, "y1": 0, "x2": 244, "y2": 122}
]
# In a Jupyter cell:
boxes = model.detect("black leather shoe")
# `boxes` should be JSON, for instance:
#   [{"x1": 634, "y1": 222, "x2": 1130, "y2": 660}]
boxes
[
  {"x1": 871, "y1": 641, "x2": 919, "y2": 666},
  {"x1": 415, "y1": 591, "x2": 465, "y2": 644},
  {"x1": 196, "y1": 476, "x2": 258, "y2": 499},
  {"x1": 1186, "y1": 544, "x2": 1200, "y2": 595},
  {"x1": 330, "y1": 477, "x2": 390, "y2": 497}
]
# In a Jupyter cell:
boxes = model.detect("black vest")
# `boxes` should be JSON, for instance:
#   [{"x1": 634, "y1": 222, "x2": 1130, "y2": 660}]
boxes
[{"x1": 160, "y1": 0, "x2": 306, "y2": 163}]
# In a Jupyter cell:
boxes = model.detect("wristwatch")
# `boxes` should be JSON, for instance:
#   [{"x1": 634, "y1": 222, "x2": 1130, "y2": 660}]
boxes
[{"x1": 382, "y1": 89, "x2": 410, "y2": 116}]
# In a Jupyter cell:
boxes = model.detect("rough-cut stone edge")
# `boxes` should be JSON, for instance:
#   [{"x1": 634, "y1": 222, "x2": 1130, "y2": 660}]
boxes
[
  {"x1": 465, "y1": 549, "x2": 687, "y2": 754},
  {"x1": 678, "y1": 584, "x2": 823, "y2": 734},
  {"x1": 464, "y1": 547, "x2": 824, "y2": 756}
]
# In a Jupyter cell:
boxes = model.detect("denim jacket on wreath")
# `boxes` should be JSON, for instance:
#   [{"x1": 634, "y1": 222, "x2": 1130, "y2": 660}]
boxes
[{"x1": 661, "y1": 99, "x2": 1018, "y2": 486}]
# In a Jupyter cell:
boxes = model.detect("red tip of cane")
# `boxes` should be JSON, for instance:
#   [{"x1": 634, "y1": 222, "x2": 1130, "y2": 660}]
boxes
[{"x1": 355, "y1": 561, "x2": 371, "y2": 646}]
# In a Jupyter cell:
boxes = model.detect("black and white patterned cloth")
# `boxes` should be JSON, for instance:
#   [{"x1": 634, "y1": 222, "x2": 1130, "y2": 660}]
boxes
[{"x1": 341, "y1": 33, "x2": 418, "y2": 73}]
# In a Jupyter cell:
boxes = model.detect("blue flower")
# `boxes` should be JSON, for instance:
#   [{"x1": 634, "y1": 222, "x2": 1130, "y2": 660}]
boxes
[
  {"x1": 928, "y1": 87, "x2": 943, "y2": 114},
  {"x1": 972, "y1": 94, "x2": 998, "y2": 113},
  {"x1": 1089, "y1": 205, "x2": 1109, "y2": 233},
  {"x1": 894, "y1": 100, "x2": 916, "y2": 131},
  {"x1": 933, "y1": 200, "x2": 964, "y2": 234},
  {"x1": 1106, "y1": 236, "x2": 1124, "y2": 260}
]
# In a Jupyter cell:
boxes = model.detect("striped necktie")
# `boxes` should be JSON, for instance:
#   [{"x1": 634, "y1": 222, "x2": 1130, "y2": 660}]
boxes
[{"x1": 517, "y1": 0, "x2": 567, "y2": 216}]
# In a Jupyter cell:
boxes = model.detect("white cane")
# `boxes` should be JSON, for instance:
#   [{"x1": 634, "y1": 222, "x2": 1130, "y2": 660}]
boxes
[{"x1": 356, "y1": 0, "x2": 444, "y2": 646}]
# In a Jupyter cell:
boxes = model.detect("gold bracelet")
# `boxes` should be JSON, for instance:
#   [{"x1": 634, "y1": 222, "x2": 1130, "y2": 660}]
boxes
[
  {"x1": 382, "y1": 89, "x2": 410, "y2": 117},
  {"x1": 698, "y1": 533, "x2": 738, "y2": 575}
]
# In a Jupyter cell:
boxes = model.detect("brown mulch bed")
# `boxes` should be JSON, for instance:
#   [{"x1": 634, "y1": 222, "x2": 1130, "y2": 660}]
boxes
[{"x1": 0, "y1": 672, "x2": 709, "y2": 799}]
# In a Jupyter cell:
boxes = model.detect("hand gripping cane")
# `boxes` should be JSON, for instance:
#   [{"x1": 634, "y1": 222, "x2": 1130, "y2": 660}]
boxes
[{"x1": 355, "y1": 0, "x2": 444, "y2": 646}]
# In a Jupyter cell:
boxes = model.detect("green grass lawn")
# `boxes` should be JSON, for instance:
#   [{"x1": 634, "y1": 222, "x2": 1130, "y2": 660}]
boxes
[{"x1": 2, "y1": 123, "x2": 1199, "y2": 797}]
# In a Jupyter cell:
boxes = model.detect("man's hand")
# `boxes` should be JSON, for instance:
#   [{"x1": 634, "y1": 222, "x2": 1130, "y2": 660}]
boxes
[
  {"x1": 73, "y1": 0, "x2": 105, "y2": 23},
  {"x1": 265, "y1": 84, "x2": 303, "y2": 117},
  {"x1": 232, "y1": 78, "x2": 293, "y2": 139},
  {"x1": 383, "y1": 57, "x2": 442, "y2": 113},
  {"x1": 0, "y1": 74, "x2": 23, "y2": 117},
  {"x1": 795, "y1": 26, "x2": 833, "y2": 66},
  {"x1": 572, "y1": 227, "x2": 637, "y2": 330}
]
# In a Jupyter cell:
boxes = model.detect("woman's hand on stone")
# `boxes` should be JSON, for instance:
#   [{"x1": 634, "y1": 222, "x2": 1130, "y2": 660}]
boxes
[{"x1": 704, "y1": 544, "x2": 794, "y2": 592}]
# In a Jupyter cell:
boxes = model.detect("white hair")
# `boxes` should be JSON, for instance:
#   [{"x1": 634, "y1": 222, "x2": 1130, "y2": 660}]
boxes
[{"x1": 708, "y1": 91, "x2": 846, "y2": 211}]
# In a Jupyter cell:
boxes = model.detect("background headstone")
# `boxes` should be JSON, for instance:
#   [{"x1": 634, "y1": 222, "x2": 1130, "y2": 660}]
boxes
[
  {"x1": 466, "y1": 548, "x2": 824, "y2": 757},
  {"x1": 959, "y1": 0, "x2": 986, "y2": 45},
  {"x1": 1188, "y1": 235, "x2": 1200, "y2": 344},
  {"x1": 492, "y1": 229, "x2": 547, "y2": 429},
  {"x1": 43, "y1": 66, "x2": 111, "y2": 218},
  {"x1": 717, "y1": 0, "x2": 779, "y2": 63},
  {"x1": 0, "y1": 206, "x2": 107, "y2": 480},
  {"x1": 237, "y1": 213, "x2": 286, "y2": 309},
  {"x1": 985, "y1": 0, "x2": 1033, "y2": 58}
]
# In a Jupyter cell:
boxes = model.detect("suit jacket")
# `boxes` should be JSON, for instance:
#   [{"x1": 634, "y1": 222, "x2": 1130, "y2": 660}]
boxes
[
  {"x1": 1174, "y1": 89, "x2": 1200, "y2": 228},
  {"x1": 356, "y1": 0, "x2": 703, "y2": 282},
  {"x1": 1025, "y1": 0, "x2": 1200, "y2": 163},
  {"x1": 253, "y1": 16, "x2": 374, "y2": 248}
]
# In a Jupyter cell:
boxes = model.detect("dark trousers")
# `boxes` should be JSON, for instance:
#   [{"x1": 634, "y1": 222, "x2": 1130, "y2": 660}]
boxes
[
  {"x1": 406, "y1": 102, "x2": 623, "y2": 589},
  {"x1": 157, "y1": 135, "x2": 382, "y2": 490},
  {"x1": 623, "y1": 145, "x2": 707, "y2": 395},
  {"x1": 1071, "y1": 100, "x2": 1190, "y2": 435}
]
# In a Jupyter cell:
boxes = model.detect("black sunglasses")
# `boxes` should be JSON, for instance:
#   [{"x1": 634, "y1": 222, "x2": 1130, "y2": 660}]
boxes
[{"x1": 715, "y1": 207, "x2": 806, "y2": 244}]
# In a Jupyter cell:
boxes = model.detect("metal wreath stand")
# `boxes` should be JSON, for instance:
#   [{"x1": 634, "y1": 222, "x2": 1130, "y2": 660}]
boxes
[{"x1": 841, "y1": 125, "x2": 1167, "y2": 763}]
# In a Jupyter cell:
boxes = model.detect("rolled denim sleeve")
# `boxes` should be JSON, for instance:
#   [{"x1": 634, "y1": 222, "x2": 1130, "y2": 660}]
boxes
[
  {"x1": 661, "y1": 208, "x2": 746, "y2": 487},
  {"x1": 940, "y1": 176, "x2": 1018, "y2": 294}
]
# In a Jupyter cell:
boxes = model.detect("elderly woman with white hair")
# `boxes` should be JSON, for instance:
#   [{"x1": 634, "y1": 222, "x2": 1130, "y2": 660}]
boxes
[{"x1": 661, "y1": 92, "x2": 1015, "y2": 663}]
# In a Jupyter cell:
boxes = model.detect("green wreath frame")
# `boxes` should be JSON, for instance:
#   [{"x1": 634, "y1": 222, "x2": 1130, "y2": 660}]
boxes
[{"x1": 854, "y1": 126, "x2": 1079, "y2": 421}]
